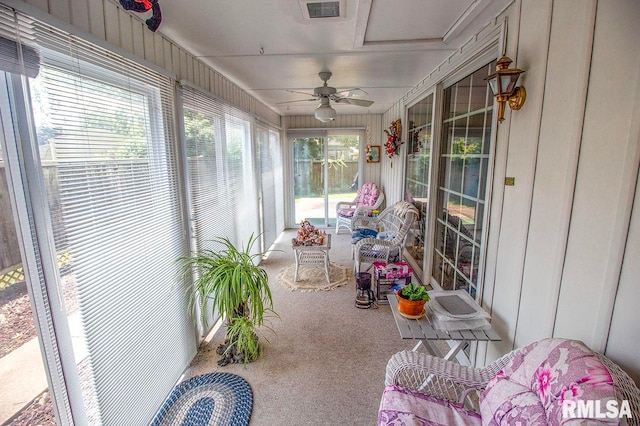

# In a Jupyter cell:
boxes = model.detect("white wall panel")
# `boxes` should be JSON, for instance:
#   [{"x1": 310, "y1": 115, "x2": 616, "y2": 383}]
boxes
[
  {"x1": 485, "y1": 0, "x2": 552, "y2": 361},
  {"x1": 69, "y1": 0, "x2": 89, "y2": 32},
  {"x1": 142, "y1": 24, "x2": 154, "y2": 63},
  {"x1": 118, "y1": 12, "x2": 133, "y2": 54},
  {"x1": 606, "y1": 166, "x2": 640, "y2": 386},
  {"x1": 103, "y1": 0, "x2": 119, "y2": 47},
  {"x1": 49, "y1": 0, "x2": 70, "y2": 22},
  {"x1": 131, "y1": 19, "x2": 145, "y2": 58},
  {"x1": 87, "y1": 0, "x2": 104, "y2": 39},
  {"x1": 554, "y1": 0, "x2": 640, "y2": 352},
  {"x1": 514, "y1": 0, "x2": 596, "y2": 348},
  {"x1": 24, "y1": 0, "x2": 47, "y2": 13},
  {"x1": 381, "y1": 102, "x2": 405, "y2": 205}
]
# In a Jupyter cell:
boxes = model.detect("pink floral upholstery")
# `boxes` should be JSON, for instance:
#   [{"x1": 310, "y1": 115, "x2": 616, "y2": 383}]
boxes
[
  {"x1": 480, "y1": 338, "x2": 619, "y2": 425},
  {"x1": 337, "y1": 208, "x2": 356, "y2": 218},
  {"x1": 379, "y1": 338, "x2": 636, "y2": 426},
  {"x1": 378, "y1": 384, "x2": 482, "y2": 426},
  {"x1": 338, "y1": 182, "x2": 380, "y2": 218},
  {"x1": 357, "y1": 182, "x2": 380, "y2": 207}
]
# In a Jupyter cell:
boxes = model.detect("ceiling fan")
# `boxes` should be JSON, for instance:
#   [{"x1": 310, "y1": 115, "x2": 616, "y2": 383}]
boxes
[{"x1": 279, "y1": 71, "x2": 374, "y2": 122}]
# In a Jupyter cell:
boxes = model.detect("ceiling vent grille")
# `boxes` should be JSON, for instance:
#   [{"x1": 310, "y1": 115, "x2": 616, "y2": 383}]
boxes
[{"x1": 300, "y1": 0, "x2": 346, "y2": 21}]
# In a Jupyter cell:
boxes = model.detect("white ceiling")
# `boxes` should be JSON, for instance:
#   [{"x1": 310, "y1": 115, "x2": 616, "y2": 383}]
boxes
[{"x1": 158, "y1": 0, "x2": 510, "y2": 117}]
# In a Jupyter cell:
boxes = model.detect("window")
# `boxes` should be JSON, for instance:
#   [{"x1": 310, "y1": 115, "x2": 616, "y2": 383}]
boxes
[
  {"x1": 431, "y1": 61, "x2": 495, "y2": 299},
  {"x1": 0, "y1": 6, "x2": 195, "y2": 423},
  {"x1": 405, "y1": 94, "x2": 434, "y2": 276},
  {"x1": 181, "y1": 86, "x2": 260, "y2": 260},
  {"x1": 257, "y1": 123, "x2": 284, "y2": 251}
]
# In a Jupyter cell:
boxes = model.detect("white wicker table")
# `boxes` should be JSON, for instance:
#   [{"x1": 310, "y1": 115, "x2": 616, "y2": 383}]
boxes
[
  {"x1": 387, "y1": 293, "x2": 501, "y2": 362},
  {"x1": 292, "y1": 234, "x2": 331, "y2": 283}
]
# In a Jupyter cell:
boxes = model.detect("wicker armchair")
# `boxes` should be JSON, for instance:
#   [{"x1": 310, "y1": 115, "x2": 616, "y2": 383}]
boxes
[
  {"x1": 353, "y1": 201, "x2": 418, "y2": 272},
  {"x1": 335, "y1": 182, "x2": 384, "y2": 234},
  {"x1": 379, "y1": 338, "x2": 640, "y2": 425}
]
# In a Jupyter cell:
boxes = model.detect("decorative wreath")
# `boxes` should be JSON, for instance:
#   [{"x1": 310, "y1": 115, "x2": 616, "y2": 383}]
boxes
[{"x1": 384, "y1": 119, "x2": 404, "y2": 158}]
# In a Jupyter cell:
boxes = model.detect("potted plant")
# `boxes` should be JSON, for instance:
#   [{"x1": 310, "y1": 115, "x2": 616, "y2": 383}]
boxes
[
  {"x1": 396, "y1": 282, "x2": 430, "y2": 317},
  {"x1": 178, "y1": 234, "x2": 276, "y2": 366}
]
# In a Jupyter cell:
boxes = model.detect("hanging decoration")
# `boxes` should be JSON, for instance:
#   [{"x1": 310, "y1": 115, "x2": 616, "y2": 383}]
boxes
[
  {"x1": 384, "y1": 119, "x2": 403, "y2": 158},
  {"x1": 119, "y1": 0, "x2": 162, "y2": 32}
]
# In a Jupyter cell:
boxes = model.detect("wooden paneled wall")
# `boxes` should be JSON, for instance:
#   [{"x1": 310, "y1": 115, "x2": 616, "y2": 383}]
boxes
[
  {"x1": 378, "y1": 0, "x2": 640, "y2": 384},
  {"x1": 9, "y1": 0, "x2": 280, "y2": 126}
]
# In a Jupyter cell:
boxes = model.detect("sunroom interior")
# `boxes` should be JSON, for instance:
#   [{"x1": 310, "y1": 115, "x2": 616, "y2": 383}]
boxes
[{"x1": 0, "y1": 0, "x2": 638, "y2": 424}]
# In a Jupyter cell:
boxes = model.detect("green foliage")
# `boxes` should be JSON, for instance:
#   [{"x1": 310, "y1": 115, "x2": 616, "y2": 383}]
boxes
[
  {"x1": 177, "y1": 234, "x2": 277, "y2": 364},
  {"x1": 451, "y1": 137, "x2": 481, "y2": 163},
  {"x1": 183, "y1": 108, "x2": 216, "y2": 158},
  {"x1": 225, "y1": 317, "x2": 261, "y2": 363},
  {"x1": 178, "y1": 234, "x2": 275, "y2": 328},
  {"x1": 294, "y1": 137, "x2": 323, "y2": 160},
  {"x1": 400, "y1": 283, "x2": 431, "y2": 301}
]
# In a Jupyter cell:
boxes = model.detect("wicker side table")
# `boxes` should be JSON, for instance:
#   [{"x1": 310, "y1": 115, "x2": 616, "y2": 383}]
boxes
[{"x1": 292, "y1": 234, "x2": 331, "y2": 283}]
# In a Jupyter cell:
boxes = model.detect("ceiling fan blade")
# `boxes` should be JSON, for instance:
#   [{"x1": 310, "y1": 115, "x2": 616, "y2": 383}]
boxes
[
  {"x1": 335, "y1": 88, "x2": 369, "y2": 97},
  {"x1": 276, "y1": 98, "x2": 317, "y2": 105},
  {"x1": 334, "y1": 97, "x2": 374, "y2": 107},
  {"x1": 286, "y1": 89, "x2": 316, "y2": 97}
]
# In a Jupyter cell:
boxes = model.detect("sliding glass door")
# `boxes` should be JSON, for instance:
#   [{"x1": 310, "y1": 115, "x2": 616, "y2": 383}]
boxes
[{"x1": 291, "y1": 132, "x2": 361, "y2": 228}]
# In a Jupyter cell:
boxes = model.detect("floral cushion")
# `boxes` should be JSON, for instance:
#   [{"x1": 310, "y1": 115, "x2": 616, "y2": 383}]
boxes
[
  {"x1": 338, "y1": 208, "x2": 356, "y2": 218},
  {"x1": 480, "y1": 338, "x2": 618, "y2": 425},
  {"x1": 355, "y1": 182, "x2": 380, "y2": 207},
  {"x1": 378, "y1": 384, "x2": 482, "y2": 426}
]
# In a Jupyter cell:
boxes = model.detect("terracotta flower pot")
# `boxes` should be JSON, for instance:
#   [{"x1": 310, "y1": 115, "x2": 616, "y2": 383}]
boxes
[{"x1": 396, "y1": 291, "x2": 427, "y2": 317}]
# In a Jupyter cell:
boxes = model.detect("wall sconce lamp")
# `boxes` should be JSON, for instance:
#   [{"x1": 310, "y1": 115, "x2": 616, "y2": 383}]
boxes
[{"x1": 485, "y1": 56, "x2": 526, "y2": 123}]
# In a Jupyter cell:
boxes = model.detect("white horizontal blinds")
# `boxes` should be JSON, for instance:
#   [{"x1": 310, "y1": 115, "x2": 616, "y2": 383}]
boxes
[
  {"x1": 225, "y1": 114, "x2": 259, "y2": 253},
  {"x1": 22, "y1": 10, "x2": 195, "y2": 425},
  {"x1": 181, "y1": 86, "x2": 260, "y2": 256},
  {"x1": 257, "y1": 123, "x2": 276, "y2": 249},
  {"x1": 271, "y1": 128, "x2": 285, "y2": 235}
]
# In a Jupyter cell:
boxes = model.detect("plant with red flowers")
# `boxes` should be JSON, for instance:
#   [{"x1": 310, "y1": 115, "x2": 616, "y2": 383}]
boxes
[{"x1": 384, "y1": 119, "x2": 404, "y2": 158}]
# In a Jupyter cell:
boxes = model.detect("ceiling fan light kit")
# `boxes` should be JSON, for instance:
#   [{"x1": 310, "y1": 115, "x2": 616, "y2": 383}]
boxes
[{"x1": 315, "y1": 98, "x2": 337, "y2": 122}]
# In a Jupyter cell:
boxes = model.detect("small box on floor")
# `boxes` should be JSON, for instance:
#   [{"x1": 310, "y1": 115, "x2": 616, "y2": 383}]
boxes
[{"x1": 373, "y1": 261, "x2": 412, "y2": 304}]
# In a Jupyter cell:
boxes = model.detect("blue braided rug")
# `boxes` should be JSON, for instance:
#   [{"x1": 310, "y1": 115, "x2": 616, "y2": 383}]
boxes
[{"x1": 150, "y1": 373, "x2": 253, "y2": 426}]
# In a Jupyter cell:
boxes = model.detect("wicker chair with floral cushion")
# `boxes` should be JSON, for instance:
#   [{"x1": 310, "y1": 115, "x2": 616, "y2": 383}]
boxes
[
  {"x1": 353, "y1": 201, "x2": 418, "y2": 272},
  {"x1": 335, "y1": 182, "x2": 384, "y2": 234},
  {"x1": 378, "y1": 338, "x2": 640, "y2": 425}
]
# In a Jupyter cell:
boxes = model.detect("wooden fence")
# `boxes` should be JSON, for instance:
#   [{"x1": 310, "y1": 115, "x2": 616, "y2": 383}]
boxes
[{"x1": 0, "y1": 164, "x2": 68, "y2": 286}]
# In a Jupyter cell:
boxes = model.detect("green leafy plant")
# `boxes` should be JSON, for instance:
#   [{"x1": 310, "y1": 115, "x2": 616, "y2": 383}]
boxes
[
  {"x1": 178, "y1": 234, "x2": 276, "y2": 365},
  {"x1": 399, "y1": 282, "x2": 431, "y2": 301}
]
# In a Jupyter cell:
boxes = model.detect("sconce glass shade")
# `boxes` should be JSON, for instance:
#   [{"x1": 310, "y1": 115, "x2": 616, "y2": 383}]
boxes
[
  {"x1": 486, "y1": 56, "x2": 524, "y2": 96},
  {"x1": 315, "y1": 98, "x2": 336, "y2": 122},
  {"x1": 485, "y1": 56, "x2": 526, "y2": 122}
]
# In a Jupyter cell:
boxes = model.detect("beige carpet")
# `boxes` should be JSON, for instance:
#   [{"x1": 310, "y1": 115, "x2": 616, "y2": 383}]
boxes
[
  {"x1": 188, "y1": 230, "x2": 416, "y2": 425},
  {"x1": 277, "y1": 262, "x2": 351, "y2": 292}
]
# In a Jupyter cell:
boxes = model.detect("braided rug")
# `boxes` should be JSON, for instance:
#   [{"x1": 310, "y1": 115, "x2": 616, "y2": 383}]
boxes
[{"x1": 150, "y1": 373, "x2": 252, "y2": 426}]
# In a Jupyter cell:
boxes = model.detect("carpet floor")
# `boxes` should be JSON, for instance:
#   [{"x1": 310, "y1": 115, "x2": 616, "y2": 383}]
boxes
[{"x1": 188, "y1": 229, "x2": 416, "y2": 425}]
